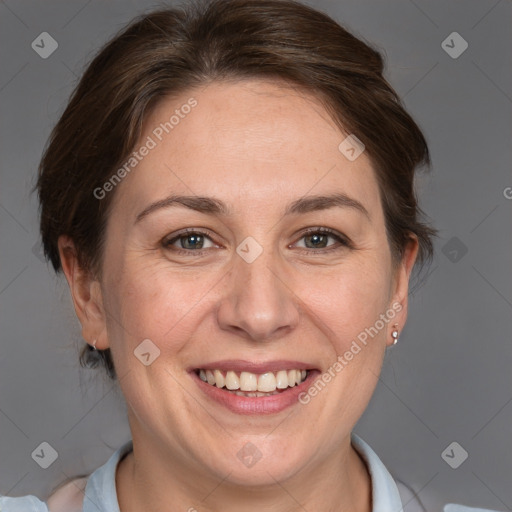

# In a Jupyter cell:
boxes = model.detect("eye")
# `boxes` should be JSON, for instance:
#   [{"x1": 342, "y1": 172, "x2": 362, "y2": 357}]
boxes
[
  {"x1": 161, "y1": 226, "x2": 352, "y2": 257},
  {"x1": 162, "y1": 229, "x2": 217, "y2": 254},
  {"x1": 293, "y1": 227, "x2": 351, "y2": 254}
]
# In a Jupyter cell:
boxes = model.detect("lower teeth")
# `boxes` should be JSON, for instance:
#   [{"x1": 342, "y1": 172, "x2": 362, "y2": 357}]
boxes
[{"x1": 226, "y1": 389, "x2": 282, "y2": 397}]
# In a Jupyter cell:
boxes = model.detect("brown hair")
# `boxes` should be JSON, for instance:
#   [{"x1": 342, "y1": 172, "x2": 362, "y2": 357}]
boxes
[{"x1": 36, "y1": 0, "x2": 437, "y2": 380}]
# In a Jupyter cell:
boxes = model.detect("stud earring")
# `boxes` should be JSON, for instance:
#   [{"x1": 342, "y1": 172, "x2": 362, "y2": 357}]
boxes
[
  {"x1": 391, "y1": 324, "x2": 399, "y2": 345},
  {"x1": 89, "y1": 339, "x2": 98, "y2": 351}
]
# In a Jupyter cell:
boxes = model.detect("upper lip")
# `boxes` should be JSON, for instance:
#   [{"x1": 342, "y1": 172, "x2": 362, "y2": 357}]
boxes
[{"x1": 189, "y1": 359, "x2": 318, "y2": 374}]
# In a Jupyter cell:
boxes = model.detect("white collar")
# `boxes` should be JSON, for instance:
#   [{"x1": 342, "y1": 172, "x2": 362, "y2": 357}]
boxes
[
  {"x1": 351, "y1": 432, "x2": 406, "y2": 511},
  {"x1": 83, "y1": 433, "x2": 406, "y2": 512}
]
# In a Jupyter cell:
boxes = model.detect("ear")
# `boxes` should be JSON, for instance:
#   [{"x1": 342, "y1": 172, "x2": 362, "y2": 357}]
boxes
[
  {"x1": 57, "y1": 235, "x2": 109, "y2": 350},
  {"x1": 387, "y1": 234, "x2": 419, "y2": 346}
]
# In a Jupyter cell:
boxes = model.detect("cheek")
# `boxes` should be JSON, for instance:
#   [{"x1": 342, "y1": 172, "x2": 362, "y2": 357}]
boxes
[
  {"x1": 288, "y1": 260, "x2": 391, "y2": 444},
  {"x1": 102, "y1": 232, "x2": 392, "y2": 374},
  {"x1": 300, "y1": 256, "x2": 391, "y2": 348},
  {"x1": 102, "y1": 259, "x2": 219, "y2": 363}
]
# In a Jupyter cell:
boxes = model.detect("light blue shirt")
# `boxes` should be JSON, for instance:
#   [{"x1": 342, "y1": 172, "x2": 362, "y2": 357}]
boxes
[{"x1": 0, "y1": 433, "x2": 502, "y2": 512}]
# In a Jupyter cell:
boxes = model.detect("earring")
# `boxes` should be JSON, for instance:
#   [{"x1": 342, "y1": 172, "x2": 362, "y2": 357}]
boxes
[
  {"x1": 89, "y1": 339, "x2": 98, "y2": 351},
  {"x1": 391, "y1": 324, "x2": 399, "y2": 345}
]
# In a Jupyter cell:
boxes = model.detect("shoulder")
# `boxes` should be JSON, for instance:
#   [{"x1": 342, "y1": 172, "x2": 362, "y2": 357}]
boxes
[
  {"x1": 46, "y1": 477, "x2": 88, "y2": 512},
  {"x1": 0, "y1": 477, "x2": 88, "y2": 512},
  {"x1": 0, "y1": 494, "x2": 49, "y2": 511},
  {"x1": 395, "y1": 480, "x2": 427, "y2": 511},
  {"x1": 444, "y1": 505, "x2": 504, "y2": 512}
]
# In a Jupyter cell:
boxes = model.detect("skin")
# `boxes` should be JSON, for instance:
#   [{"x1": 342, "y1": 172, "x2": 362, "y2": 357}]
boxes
[{"x1": 58, "y1": 78, "x2": 418, "y2": 512}]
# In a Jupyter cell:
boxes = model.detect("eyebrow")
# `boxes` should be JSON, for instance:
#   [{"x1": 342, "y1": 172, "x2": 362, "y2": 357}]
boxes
[{"x1": 134, "y1": 192, "x2": 370, "y2": 223}]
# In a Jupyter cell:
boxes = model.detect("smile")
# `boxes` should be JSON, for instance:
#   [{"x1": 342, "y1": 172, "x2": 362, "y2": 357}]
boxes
[
  {"x1": 195, "y1": 368, "x2": 309, "y2": 396},
  {"x1": 190, "y1": 361, "x2": 321, "y2": 415}
]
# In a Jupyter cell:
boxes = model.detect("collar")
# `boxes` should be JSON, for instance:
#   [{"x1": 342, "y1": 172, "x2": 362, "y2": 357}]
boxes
[
  {"x1": 83, "y1": 433, "x2": 404, "y2": 512},
  {"x1": 351, "y1": 432, "x2": 404, "y2": 511}
]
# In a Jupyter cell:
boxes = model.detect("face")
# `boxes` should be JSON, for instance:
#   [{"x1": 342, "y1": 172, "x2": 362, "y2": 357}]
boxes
[{"x1": 61, "y1": 79, "x2": 417, "y2": 486}]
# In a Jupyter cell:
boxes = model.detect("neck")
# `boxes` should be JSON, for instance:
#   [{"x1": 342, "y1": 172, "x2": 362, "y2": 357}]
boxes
[{"x1": 116, "y1": 434, "x2": 372, "y2": 512}]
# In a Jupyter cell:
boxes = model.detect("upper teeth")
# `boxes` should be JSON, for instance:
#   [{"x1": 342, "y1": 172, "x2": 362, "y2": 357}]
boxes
[{"x1": 198, "y1": 369, "x2": 307, "y2": 392}]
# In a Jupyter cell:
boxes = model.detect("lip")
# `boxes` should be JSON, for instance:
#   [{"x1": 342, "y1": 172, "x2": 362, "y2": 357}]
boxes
[{"x1": 189, "y1": 363, "x2": 321, "y2": 416}]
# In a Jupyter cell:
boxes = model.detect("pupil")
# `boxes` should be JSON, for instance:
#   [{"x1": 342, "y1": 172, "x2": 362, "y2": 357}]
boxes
[
  {"x1": 184, "y1": 234, "x2": 203, "y2": 249},
  {"x1": 307, "y1": 233, "x2": 326, "y2": 248}
]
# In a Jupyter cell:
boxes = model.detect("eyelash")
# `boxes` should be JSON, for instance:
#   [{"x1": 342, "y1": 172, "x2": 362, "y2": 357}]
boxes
[{"x1": 161, "y1": 227, "x2": 352, "y2": 256}]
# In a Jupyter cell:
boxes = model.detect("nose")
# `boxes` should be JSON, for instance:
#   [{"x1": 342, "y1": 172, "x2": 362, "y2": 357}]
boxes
[{"x1": 216, "y1": 249, "x2": 300, "y2": 342}]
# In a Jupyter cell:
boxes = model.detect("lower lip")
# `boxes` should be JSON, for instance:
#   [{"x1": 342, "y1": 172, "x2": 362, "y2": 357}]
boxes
[{"x1": 190, "y1": 370, "x2": 321, "y2": 415}]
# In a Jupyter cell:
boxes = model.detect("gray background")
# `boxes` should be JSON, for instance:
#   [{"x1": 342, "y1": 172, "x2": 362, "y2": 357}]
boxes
[{"x1": 1, "y1": 1, "x2": 511, "y2": 511}]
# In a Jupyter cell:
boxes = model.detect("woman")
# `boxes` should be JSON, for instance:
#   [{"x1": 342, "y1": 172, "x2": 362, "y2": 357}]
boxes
[{"x1": 0, "y1": 0, "x2": 502, "y2": 511}]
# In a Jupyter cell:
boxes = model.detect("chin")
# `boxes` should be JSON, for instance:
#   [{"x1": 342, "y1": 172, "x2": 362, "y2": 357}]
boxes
[{"x1": 202, "y1": 437, "x2": 312, "y2": 487}]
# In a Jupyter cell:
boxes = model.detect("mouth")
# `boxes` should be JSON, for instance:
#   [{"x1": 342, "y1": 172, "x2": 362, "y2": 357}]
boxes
[
  {"x1": 188, "y1": 360, "x2": 321, "y2": 415},
  {"x1": 195, "y1": 368, "x2": 310, "y2": 396}
]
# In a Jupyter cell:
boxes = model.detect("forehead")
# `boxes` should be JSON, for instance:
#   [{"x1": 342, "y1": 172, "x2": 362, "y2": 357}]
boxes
[{"x1": 109, "y1": 79, "x2": 382, "y2": 223}]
